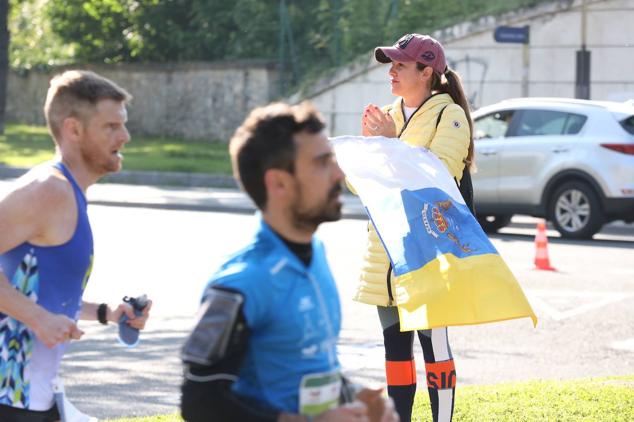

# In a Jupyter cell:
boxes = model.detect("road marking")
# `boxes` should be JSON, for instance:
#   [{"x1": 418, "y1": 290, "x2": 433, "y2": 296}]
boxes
[
  {"x1": 611, "y1": 338, "x2": 634, "y2": 352},
  {"x1": 337, "y1": 343, "x2": 385, "y2": 369},
  {"x1": 525, "y1": 289, "x2": 633, "y2": 321},
  {"x1": 607, "y1": 269, "x2": 634, "y2": 276}
]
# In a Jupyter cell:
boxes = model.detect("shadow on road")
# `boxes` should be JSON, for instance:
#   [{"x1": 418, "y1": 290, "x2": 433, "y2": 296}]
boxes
[{"x1": 61, "y1": 319, "x2": 192, "y2": 419}]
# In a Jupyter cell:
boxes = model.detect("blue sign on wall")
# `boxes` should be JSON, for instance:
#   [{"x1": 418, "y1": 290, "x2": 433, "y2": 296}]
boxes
[{"x1": 494, "y1": 26, "x2": 530, "y2": 44}]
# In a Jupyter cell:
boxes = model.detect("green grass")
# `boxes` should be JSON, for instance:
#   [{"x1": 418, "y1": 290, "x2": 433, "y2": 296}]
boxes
[
  {"x1": 106, "y1": 376, "x2": 634, "y2": 422},
  {"x1": 107, "y1": 416, "x2": 182, "y2": 422},
  {"x1": 415, "y1": 375, "x2": 634, "y2": 421},
  {"x1": 0, "y1": 124, "x2": 232, "y2": 175}
]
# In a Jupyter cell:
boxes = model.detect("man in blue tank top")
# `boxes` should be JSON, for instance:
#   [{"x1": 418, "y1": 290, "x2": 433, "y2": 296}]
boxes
[{"x1": 0, "y1": 70, "x2": 152, "y2": 421}]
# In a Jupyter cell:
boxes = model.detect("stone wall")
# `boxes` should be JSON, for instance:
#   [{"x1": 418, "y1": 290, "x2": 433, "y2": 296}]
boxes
[
  {"x1": 7, "y1": 61, "x2": 278, "y2": 141},
  {"x1": 294, "y1": 0, "x2": 634, "y2": 136}
]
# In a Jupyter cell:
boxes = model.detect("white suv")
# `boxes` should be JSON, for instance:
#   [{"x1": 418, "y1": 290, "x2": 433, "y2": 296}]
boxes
[{"x1": 472, "y1": 97, "x2": 634, "y2": 239}]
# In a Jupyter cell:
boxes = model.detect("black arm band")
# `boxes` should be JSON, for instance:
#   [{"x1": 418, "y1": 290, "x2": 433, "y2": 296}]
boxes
[
  {"x1": 182, "y1": 288, "x2": 244, "y2": 366},
  {"x1": 97, "y1": 303, "x2": 108, "y2": 325}
]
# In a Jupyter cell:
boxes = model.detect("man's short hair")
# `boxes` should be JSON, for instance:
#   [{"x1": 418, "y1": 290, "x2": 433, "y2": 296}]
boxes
[
  {"x1": 44, "y1": 70, "x2": 132, "y2": 142},
  {"x1": 229, "y1": 102, "x2": 325, "y2": 210}
]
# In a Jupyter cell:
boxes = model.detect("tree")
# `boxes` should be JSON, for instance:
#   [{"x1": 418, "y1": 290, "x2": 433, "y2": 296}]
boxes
[
  {"x1": 36, "y1": 0, "x2": 549, "y2": 94},
  {"x1": 0, "y1": 0, "x2": 9, "y2": 134},
  {"x1": 47, "y1": 0, "x2": 135, "y2": 63},
  {"x1": 9, "y1": 0, "x2": 73, "y2": 70}
]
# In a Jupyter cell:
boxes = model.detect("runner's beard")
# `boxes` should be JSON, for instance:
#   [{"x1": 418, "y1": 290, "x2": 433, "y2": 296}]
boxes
[{"x1": 291, "y1": 183, "x2": 343, "y2": 231}]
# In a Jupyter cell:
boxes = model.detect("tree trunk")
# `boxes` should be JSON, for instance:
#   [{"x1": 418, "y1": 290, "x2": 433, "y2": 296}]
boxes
[{"x1": 0, "y1": 0, "x2": 9, "y2": 135}]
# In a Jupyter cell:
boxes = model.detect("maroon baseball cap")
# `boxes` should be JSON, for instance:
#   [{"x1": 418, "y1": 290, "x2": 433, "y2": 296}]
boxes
[{"x1": 375, "y1": 34, "x2": 447, "y2": 75}]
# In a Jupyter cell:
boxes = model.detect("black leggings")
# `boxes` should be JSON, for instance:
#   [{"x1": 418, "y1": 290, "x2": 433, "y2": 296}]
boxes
[
  {"x1": 377, "y1": 306, "x2": 456, "y2": 422},
  {"x1": 0, "y1": 404, "x2": 60, "y2": 422}
]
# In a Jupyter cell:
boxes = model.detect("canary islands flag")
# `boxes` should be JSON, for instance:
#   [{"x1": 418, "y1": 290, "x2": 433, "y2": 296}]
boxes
[{"x1": 331, "y1": 135, "x2": 537, "y2": 331}]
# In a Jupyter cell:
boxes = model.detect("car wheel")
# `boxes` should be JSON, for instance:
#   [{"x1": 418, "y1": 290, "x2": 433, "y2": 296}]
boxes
[
  {"x1": 477, "y1": 215, "x2": 512, "y2": 233},
  {"x1": 548, "y1": 181, "x2": 604, "y2": 239}
]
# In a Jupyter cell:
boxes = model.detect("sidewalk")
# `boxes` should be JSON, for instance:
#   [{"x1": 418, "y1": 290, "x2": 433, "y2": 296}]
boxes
[
  {"x1": 0, "y1": 166, "x2": 368, "y2": 218},
  {"x1": 1, "y1": 166, "x2": 631, "y2": 233},
  {"x1": 86, "y1": 182, "x2": 368, "y2": 219},
  {"x1": 0, "y1": 165, "x2": 238, "y2": 188}
]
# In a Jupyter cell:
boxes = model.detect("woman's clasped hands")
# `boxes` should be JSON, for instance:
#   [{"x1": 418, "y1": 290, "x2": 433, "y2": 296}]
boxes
[{"x1": 361, "y1": 104, "x2": 396, "y2": 138}]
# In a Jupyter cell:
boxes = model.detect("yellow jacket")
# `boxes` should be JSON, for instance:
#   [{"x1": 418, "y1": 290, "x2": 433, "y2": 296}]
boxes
[{"x1": 353, "y1": 93, "x2": 470, "y2": 306}]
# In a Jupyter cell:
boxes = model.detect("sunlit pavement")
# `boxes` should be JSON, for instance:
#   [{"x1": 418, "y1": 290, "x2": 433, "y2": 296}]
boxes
[
  {"x1": 1, "y1": 179, "x2": 632, "y2": 418},
  {"x1": 53, "y1": 205, "x2": 634, "y2": 419}
]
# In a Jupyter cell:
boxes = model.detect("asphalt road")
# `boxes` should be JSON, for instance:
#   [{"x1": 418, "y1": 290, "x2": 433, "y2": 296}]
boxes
[{"x1": 54, "y1": 205, "x2": 634, "y2": 419}]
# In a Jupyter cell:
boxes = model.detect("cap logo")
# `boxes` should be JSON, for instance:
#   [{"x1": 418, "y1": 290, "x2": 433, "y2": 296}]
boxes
[
  {"x1": 397, "y1": 34, "x2": 414, "y2": 49},
  {"x1": 421, "y1": 51, "x2": 436, "y2": 62}
]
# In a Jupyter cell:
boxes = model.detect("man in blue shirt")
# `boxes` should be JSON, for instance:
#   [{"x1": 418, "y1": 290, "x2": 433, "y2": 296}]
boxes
[{"x1": 181, "y1": 102, "x2": 397, "y2": 422}]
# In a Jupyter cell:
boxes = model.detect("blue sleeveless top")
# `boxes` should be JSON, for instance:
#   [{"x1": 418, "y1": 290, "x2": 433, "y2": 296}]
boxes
[{"x1": 0, "y1": 162, "x2": 94, "y2": 411}]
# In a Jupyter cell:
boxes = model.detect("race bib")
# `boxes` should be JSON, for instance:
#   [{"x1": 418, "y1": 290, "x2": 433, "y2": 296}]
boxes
[{"x1": 299, "y1": 371, "x2": 342, "y2": 416}]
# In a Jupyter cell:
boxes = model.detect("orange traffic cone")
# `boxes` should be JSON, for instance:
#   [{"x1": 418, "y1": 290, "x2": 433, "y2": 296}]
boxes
[{"x1": 534, "y1": 221, "x2": 556, "y2": 271}]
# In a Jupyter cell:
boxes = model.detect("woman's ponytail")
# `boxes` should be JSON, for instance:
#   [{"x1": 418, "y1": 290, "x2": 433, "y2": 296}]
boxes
[{"x1": 431, "y1": 68, "x2": 475, "y2": 169}]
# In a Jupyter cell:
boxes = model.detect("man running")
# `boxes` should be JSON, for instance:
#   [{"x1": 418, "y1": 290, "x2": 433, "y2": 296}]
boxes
[
  {"x1": 0, "y1": 70, "x2": 152, "y2": 421},
  {"x1": 181, "y1": 102, "x2": 398, "y2": 422}
]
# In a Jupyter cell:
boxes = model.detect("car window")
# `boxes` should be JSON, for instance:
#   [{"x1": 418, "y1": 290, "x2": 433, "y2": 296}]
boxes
[
  {"x1": 621, "y1": 115, "x2": 634, "y2": 135},
  {"x1": 513, "y1": 109, "x2": 586, "y2": 136},
  {"x1": 563, "y1": 113, "x2": 587, "y2": 134},
  {"x1": 474, "y1": 110, "x2": 515, "y2": 140}
]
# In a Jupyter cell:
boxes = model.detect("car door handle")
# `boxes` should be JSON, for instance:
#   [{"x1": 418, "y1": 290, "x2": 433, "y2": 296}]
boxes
[
  {"x1": 551, "y1": 147, "x2": 569, "y2": 153},
  {"x1": 480, "y1": 149, "x2": 497, "y2": 156}
]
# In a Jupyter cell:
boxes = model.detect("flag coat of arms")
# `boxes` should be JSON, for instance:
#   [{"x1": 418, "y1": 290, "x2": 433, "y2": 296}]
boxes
[{"x1": 331, "y1": 135, "x2": 537, "y2": 331}]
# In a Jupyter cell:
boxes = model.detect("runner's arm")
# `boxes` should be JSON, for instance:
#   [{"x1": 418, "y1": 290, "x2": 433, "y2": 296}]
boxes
[
  {"x1": 180, "y1": 288, "x2": 371, "y2": 422},
  {"x1": 0, "y1": 175, "x2": 82, "y2": 347},
  {"x1": 180, "y1": 291, "x2": 282, "y2": 422},
  {"x1": 79, "y1": 299, "x2": 152, "y2": 329}
]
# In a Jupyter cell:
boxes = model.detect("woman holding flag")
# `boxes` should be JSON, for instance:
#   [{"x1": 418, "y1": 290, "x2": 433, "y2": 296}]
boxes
[{"x1": 355, "y1": 33, "x2": 473, "y2": 422}]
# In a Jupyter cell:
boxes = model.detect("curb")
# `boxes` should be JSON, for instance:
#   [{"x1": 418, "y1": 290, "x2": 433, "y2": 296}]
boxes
[
  {"x1": 0, "y1": 166, "x2": 26, "y2": 179},
  {"x1": 102, "y1": 170, "x2": 237, "y2": 188},
  {"x1": 88, "y1": 198, "x2": 368, "y2": 220},
  {"x1": 0, "y1": 165, "x2": 237, "y2": 188}
]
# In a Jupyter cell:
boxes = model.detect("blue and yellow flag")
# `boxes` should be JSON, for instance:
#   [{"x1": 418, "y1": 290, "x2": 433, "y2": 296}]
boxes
[{"x1": 332, "y1": 135, "x2": 537, "y2": 331}]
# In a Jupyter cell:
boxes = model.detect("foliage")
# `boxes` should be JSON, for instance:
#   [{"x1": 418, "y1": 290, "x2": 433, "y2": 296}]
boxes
[
  {"x1": 0, "y1": 124, "x2": 232, "y2": 174},
  {"x1": 12, "y1": 0, "x2": 552, "y2": 88},
  {"x1": 9, "y1": 0, "x2": 74, "y2": 69},
  {"x1": 46, "y1": 0, "x2": 137, "y2": 63},
  {"x1": 106, "y1": 416, "x2": 181, "y2": 422},
  {"x1": 44, "y1": 0, "x2": 279, "y2": 63}
]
